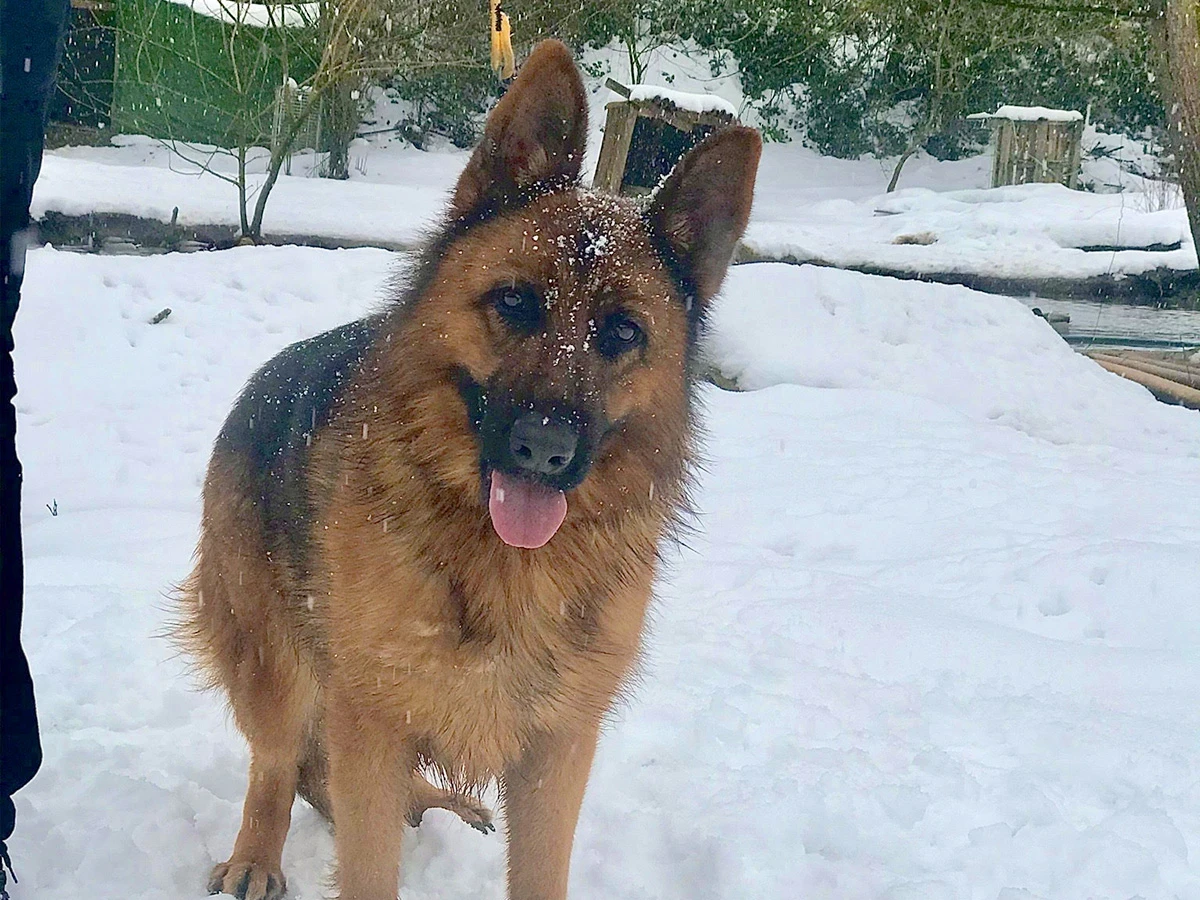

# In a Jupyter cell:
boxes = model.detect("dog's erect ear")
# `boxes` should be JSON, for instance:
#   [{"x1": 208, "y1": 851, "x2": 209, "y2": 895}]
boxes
[
  {"x1": 450, "y1": 40, "x2": 588, "y2": 221},
  {"x1": 647, "y1": 125, "x2": 761, "y2": 307}
]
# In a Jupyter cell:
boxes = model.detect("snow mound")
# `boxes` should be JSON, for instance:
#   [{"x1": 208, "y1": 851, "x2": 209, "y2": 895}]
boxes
[
  {"x1": 746, "y1": 182, "x2": 1197, "y2": 280},
  {"x1": 32, "y1": 152, "x2": 449, "y2": 247},
  {"x1": 707, "y1": 262, "x2": 1200, "y2": 453}
]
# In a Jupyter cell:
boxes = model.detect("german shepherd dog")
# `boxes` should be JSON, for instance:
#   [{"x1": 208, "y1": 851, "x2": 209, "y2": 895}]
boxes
[{"x1": 181, "y1": 40, "x2": 760, "y2": 900}]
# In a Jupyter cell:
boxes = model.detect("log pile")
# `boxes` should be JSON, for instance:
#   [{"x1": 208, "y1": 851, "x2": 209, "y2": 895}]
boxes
[{"x1": 1086, "y1": 350, "x2": 1200, "y2": 409}]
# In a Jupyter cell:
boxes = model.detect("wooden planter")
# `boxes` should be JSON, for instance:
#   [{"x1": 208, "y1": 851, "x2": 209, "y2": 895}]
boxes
[
  {"x1": 969, "y1": 106, "x2": 1084, "y2": 190},
  {"x1": 593, "y1": 80, "x2": 736, "y2": 195}
]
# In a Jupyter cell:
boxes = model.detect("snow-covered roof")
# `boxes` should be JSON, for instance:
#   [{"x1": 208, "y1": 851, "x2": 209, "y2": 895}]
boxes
[
  {"x1": 620, "y1": 84, "x2": 737, "y2": 118},
  {"x1": 163, "y1": 0, "x2": 319, "y2": 28},
  {"x1": 967, "y1": 105, "x2": 1084, "y2": 123}
]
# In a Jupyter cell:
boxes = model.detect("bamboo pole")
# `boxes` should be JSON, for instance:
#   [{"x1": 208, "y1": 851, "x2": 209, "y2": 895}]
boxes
[
  {"x1": 1090, "y1": 356, "x2": 1200, "y2": 408},
  {"x1": 1089, "y1": 352, "x2": 1200, "y2": 389},
  {"x1": 1090, "y1": 351, "x2": 1200, "y2": 381}
]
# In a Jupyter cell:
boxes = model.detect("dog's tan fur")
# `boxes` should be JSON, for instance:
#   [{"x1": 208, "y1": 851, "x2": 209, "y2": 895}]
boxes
[{"x1": 179, "y1": 40, "x2": 759, "y2": 900}]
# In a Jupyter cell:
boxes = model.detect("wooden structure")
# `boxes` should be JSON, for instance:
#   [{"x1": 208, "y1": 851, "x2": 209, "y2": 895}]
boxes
[
  {"x1": 1087, "y1": 350, "x2": 1200, "y2": 410},
  {"x1": 968, "y1": 105, "x2": 1084, "y2": 190},
  {"x1": 272, "y1": 80, "x2": 322, "y2": 175},
  {"x1": 593, "y1": 80, "x2": 737, "y2": 195}
]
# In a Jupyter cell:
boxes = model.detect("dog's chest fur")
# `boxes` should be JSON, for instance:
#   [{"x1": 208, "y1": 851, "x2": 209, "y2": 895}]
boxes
[{"x1": 310, "y1": 464, "x2": 655, "y2": 782}]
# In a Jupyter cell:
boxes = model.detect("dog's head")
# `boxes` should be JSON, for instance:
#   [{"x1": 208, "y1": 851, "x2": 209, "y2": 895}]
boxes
[{"x1": 388, "y1": 40, "x2": 760, "y2": 549}]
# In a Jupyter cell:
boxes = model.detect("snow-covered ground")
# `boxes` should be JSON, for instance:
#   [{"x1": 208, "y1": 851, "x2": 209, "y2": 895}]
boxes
[
  {"x1": 35, "y1": 135, "x2": 1197, "y2": 279},
  {"x1": 32, "y1": 46, "x2": 1197, "y2": 282},
  {"x1": 36, "y1": 139, "x2": 461, "y2": 247},
  {"x1": 9, "y1": 244, "x2": 1200, "y2": 899},
  {"x1": 744, "y1": 175, "x2": 1196, "y2": 280}
]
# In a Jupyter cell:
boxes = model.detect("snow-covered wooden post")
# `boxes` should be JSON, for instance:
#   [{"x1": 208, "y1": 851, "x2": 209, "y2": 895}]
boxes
[
  {"x1": 967, "y1": 105, "x2": 1084, "y2": 190},
  {"x1": 593, "y1": 79, "x2": 737, "y2": 195}
]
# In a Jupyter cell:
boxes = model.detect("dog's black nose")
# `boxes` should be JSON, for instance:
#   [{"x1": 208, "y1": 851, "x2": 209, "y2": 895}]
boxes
[{"x1": 509, "y1": 414, "x2": 578, "y2": 476}]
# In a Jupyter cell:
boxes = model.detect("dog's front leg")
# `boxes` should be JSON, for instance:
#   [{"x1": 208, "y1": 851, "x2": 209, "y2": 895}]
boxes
[
  {"x1": 326, "y1": 692, "x2": 413, "y2": 900},
  {"x1": 503, "y1": 719, "x2": 601, "y2": 900}
]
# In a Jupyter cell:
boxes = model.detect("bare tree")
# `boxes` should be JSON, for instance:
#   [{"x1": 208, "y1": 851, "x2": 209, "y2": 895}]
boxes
[
  {"x1": 1155, "y1": 0, "x2": 1200, "y2": 257},
  {"x1": 118, "y1": 0, "x2": 474, "y2": 240}
]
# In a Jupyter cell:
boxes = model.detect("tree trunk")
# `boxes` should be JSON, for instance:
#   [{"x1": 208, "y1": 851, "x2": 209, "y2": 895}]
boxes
[
  {"x1": 1160, "y1": 0, "x2": 1200, "y2": 261},
  {"x1": 887, "y1": 141, "x2": 922, "y2": 192},
  {"x1": 247, "y1": 94, "x2": 321, "y2": 238},
  {"x1": 889, "y1": 5, "x2": 952, "y2": 193},
  {"x1": 236, "y1": 146, "x2": 250, "y2": 237}
]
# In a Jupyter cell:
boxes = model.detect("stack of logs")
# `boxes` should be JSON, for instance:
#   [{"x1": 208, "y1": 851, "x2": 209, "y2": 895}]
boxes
[{"x1": 1087, "y1": 350, "x2": 1200, "y2": 409}]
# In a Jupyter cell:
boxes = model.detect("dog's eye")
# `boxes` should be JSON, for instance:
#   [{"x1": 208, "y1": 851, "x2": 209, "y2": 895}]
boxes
[
  {"x1": 597, "y1": 313, "x2": 644, "y2": 359},
  {"x1": 491, "y1": 286, "x2": 542, "y2": 333}
]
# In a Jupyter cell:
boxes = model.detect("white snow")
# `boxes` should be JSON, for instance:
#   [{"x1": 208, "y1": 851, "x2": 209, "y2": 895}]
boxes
[
  {"x1": 708, "y1": 263, "x2": 1200, "y2": 452},
  {"x1": 969, "y1": 105, "x2": 1085, "y2": 123},
  {"x1": 33, "y1": 137, "x2": 1197, "y2": 280},
  {"x1": 163, "y1": 0, "x2": 319, "y2": 28},
  {"x1": 32, "y1": 139, "x2": 456, "y2": 247},
  {"x1": 621, "y1": 84, "x2": 738, "y2": 117},
  {"x1": 8, "y1": 242, "x2": 1200, "y2": 899},
  {"x1": 1079, "y1": 126, "x2": 1178, "y2": 199},
  {"x1": 746, "y1": 148, "x2": 1197, "y2": 279}
]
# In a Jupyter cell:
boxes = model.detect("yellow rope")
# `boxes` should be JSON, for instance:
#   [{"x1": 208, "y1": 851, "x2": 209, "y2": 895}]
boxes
[{"x1": 490, "y1": 0, "x2": 515, "y2": 80}]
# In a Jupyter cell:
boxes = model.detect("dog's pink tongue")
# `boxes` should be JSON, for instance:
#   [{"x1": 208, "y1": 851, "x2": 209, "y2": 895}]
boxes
[{"x1": 489, "y1": 471, "x2": 568, "y2": 549}]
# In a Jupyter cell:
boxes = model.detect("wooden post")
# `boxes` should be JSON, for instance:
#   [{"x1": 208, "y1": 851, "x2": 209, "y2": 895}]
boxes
[
  {"x1": 593, "y1": 102, "x2": 639, "y2": 194},
  {"x1": 1066, "y1": 120, "x2": 1083, "y2": 189},
  {"x1": 992, "y1": 119, "x2": 1009, "y2": 187}
]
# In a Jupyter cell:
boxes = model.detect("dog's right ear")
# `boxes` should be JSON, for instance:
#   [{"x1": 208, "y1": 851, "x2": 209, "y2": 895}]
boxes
[{"x1": 450, "y1": 40, "x2": 588, "y2": 221}]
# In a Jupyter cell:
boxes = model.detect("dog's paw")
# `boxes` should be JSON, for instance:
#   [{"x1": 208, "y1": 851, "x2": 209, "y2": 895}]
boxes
[
  {"x1": 406, "y1": 785, "x2": 496, "y2": 835},
  {"x1": 207, "y1": 859, "x2": 286, "y2": 900},
  {"x1": 459, "y1": 800, "x2": 496, "y2": 835}
]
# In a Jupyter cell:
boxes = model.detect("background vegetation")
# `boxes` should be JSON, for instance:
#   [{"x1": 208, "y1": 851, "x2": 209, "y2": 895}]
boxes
[
  {"x1": 58, "y1": 0, "x2": 1168, "y2": 156},
  {"x1": 50, "y1": 0, "x2": 1198, "y2": 248}
]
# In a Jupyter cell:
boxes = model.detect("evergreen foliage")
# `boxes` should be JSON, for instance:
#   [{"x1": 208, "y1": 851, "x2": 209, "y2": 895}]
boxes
[
  {"x1": 596, "y1": 0, "x2": 1166, "y2": 159},
  {"x1": 70, "y1": 0, "x2": 1172, "y2": 163}
]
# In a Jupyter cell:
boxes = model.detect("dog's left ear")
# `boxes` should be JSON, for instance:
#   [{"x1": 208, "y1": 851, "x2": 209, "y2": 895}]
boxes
[
  {"x1": 450, "y1": 40, "x2": 588, "y2": 221},
  {"x1": 647, "y1": 126, "x2": 761, "y2": 307}
]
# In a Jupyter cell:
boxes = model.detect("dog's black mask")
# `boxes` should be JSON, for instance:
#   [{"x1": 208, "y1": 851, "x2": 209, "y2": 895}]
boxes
[{"x1": 456, "y1": 370, "x2": 603, "y2": 494}]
